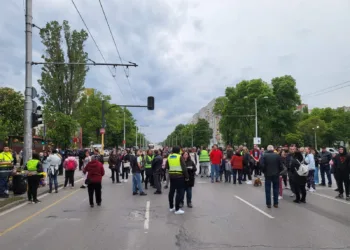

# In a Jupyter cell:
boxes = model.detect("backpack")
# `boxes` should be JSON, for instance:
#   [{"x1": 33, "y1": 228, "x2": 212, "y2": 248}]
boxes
[
  {"x1": 295, "y1": 160, "x2": 309, "y2": 176},
  {"x1": 66, "y1": 159, "x2": 76, "y2": 171}
]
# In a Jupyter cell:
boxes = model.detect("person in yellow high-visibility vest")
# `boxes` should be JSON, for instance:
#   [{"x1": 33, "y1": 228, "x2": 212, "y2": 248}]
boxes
[
  {"x1": 144, "y1": 149, "x2": 154, "y2": 190},
  {"x1": 0, "y1": 146, "x2": 14, "y2": 198},
  {"x1": 24, "y1": 153, "x2": 43, "y2": 203},
  {"x1": 166, "y1": 146, "x2": 189, "y2": 215}
]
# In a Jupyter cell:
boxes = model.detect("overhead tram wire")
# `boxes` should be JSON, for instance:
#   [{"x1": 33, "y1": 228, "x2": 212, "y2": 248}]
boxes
[
  {"x1": 70, "y1": 0, "x2": 124, "y2": 96},
  {"x1": 302, "y1": 80, "x2": 350, "y2": 97},
  {"x1": 98, "y1": 0, "x2": 138, "y2": 103}
]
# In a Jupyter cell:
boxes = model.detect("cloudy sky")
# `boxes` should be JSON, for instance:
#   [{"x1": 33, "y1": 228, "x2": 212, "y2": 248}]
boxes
[{"x1": 1, "y1": 0, "x2": 350, "y2": 143}]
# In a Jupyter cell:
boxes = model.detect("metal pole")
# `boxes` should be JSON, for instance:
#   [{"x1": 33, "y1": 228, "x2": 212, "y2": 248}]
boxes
[
  {"x1": 255, "y1": 98, "x2": 258, "y2": 138},
  {"x1": 191, "y1": 129, "x2": 194, "y2": 147},
  {"x1": 136, "y1": 126, "x2": 138, "y2": 148},
  {"x1": 101, "y1": 100, "x2": 105, "y2": 154},
  {"x1": 23, "y1": 0, "x2": 33, "y2": 164},
  {"x1": 123, "y1": 108, "x2": 126, "y2": 149},
  {"x1": 315, "y1": 130, "x2": 317, "y2": 150}
]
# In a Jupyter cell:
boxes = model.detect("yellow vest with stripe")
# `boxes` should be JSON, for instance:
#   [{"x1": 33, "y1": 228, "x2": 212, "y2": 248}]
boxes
[
  {"x1": 199, "y1": 150, "x2": 210, "y2": 162},
  {"x1": 145, "y1": 155, "x2": 154, "y2": 169},
  {"x1": 27, "y1": 159, "x2": 40, "y2": 171},
  {"x1": 167, "y1": 154, "x2": 182, "y2": 174}
]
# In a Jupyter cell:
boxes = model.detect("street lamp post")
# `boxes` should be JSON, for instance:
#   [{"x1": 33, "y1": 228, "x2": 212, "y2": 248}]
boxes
[
  {"x1": 312, "y1": 126, "x2": 320, "y2": 150},
  {"x1": 135, "y1": 126, "x2": 138, "y2": 148},
  {"x1": 244, "y1": 96, "x2": 268, "y2": 141},
  {"x1": 123, "y1": 108, "x2": 126, "y2": 149}
]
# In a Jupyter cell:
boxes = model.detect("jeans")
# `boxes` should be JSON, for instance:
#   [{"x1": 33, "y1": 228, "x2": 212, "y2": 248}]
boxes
[
  {"x1": 307, "y1": 170, "x2": 315, "y2": 189},
  {"x1": 27, "y1": 175, "x2": 40, "y2": 201},
  {"x1": 0, "y1": 172, "x2": 10, "y2": 195},
  {"x1": 211, "y1": 164, "x2": 220, "y2": 182},
  {"x1": 184, "y1": 186, "x2": 192, "y2": 204},
  {"x1": 133, "y1": 173, "x2": 143, "y2": 193},
  {"x1": 49, "y1": 174, "x2": 58, "y2": 191},
  {"x1": 88, "y1": 182, "x2": 102, "y2": 205},
  {"x1": 64, "y1": 170, "x2": 75, "y2": 187},
  {"x1": 111, "y1": 169, "x2": 120, "y2": 183},
  {"x1": 320, "y1": 164, "x2": 332, "y2": 185},
  {"x1": 153, "y1": 172, "x2": 162, "y2": 192},
  {"x1": 265, "y1": 175, "x2": 279, "y2": 206},
  {"x1": 314, "y1": 166, "x2": 319, "y2": 184},
  {"x1": 169, "y1": 178, "x2": 185, "y2": 211},
  {"x1": 232, "y1": 169, "x2": 243, "y2": 184}
]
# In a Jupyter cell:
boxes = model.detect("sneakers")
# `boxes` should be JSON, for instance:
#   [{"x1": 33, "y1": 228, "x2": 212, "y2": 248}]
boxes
[
  {"x1": 309, "y1": 188, "x2": 315, "y2": 192},
  {"x1": 246, "y1": 181, "x2": 252, "y2": 185},
  {"x1": 169, "y1": 208, "x2": 175, "y2": 212},
  {"x1": 278, "y1": 196, "x2": 283, "y2": 200},
  {"x1": 175, "y1": 209, "x2": 185, "y2": 215},
  {"x1": 124, "y1": 179, "x2": 128, "y2": 183},
  {"x1": 140, "y1": 192, "x2": 147, "y2": 196},
  {"x1": 28, "y1": 200, "x2": 33, "y2": 204},
  {"x1": 34, "y1": 199, "x2": 41, "y2": 204},
  {"x1": 290, "y1": 193, "x2": 295, "y2": 197}
]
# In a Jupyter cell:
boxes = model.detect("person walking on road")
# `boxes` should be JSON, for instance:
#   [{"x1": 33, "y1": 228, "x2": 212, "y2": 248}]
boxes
[
  {"x1": 167, "y1": 146, "x2": 189, "y2": 215},
  {"x1": 209, "y1": 144, "x2": 223, "y2": 183},
  {"x1": 181, "y1": 150, "x2": 197, "y2": 208},
  {"x1": 262, "y1": 145, "x2": 283, "y2": 208},
  {"x1": 24, "y1": 153, "x2": 43, "y2": 204},
  {"x1": 133, "y1": 150, "x2": 147, "y2": 196},
  {"x1": 47, "y1": 149, "x2": 61, "y2": 193},
  {"x1": 152, "y1": 150, "x2": 163, "y2": 194},
  {"x1": 83, "y1": 155, "x2": 105, "y2": 208},
  {"x1": 333, "y1": 146, "x2": 350, "y2": 200},
  {"x1": 63, "y1": 152, "x2": 78, "y2": 188}
]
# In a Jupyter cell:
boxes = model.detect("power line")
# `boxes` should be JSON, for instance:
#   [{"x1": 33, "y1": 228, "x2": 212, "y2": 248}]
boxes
[
  {"x1": 70, "y1": 0, "x2": 124, "y2": 96},
  {"x1": 98, "y1": 0, "x2": 138, "y2": 103},
  {"x1": 310, "y1": 83, "x2": 350, "y2": 97},
  {"x1": 302, "y1": 80, "x2": 350, "y2": 97}
]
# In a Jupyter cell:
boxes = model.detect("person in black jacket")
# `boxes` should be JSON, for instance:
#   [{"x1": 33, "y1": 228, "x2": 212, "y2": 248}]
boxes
[
  {"x1": 152, "y1": 150, "x2": 163, "y2": 194},
  {"x1": 180, "y1": 150, "x2": 197, "y2": 208},
  {"x1": 319, "y1": 147, "x2": 332, "y2": 187},
  {"x1": 262, "y1": 145, "x2": 283, "y2": 208},
  {"x1": 333, "y1": 146, "x2": 350, "y2": 200},
  {"x1": 290, "y1": 151, "x2": 306, "y2": 203}
]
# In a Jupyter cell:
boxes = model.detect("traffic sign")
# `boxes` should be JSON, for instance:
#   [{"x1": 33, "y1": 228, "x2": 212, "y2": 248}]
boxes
[
  {"x1": 100, "y1": 128, "x2": 105, "y2": 134},
  {"x1": 122, "y1": 140, "x2": 126, "y2": 145},
  {"x1": 253, "y1": 137, "x2": 261, "y2": 145}
]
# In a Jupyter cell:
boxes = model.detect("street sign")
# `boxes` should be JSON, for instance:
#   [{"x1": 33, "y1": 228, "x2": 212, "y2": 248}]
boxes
[
  {"x1": 31, "y1": 87, "x2": 39, "y2": 99},
  {"x1": 100, "y1": 128, "x2": 105, "y2": 134},
  {"x1": 253, "y1": 137, "x2": 261, "y2": 145},
  {"x1": 122, "y1": 140, "x2": 126, "y2": 145}
]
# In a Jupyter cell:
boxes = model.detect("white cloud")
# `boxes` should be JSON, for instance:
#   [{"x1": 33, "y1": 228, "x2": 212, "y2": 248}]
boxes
[{"x1": 1, "y1": 0, "x2": 350, "y2": 143}]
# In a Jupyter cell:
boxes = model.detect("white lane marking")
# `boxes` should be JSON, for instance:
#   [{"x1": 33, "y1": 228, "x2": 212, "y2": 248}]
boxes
[
  {"x1": 144, "y1": 201, "x2": 150, "y2": 230},
  {"x1": 234, "y1": 195, "x2": 274, "y2": 219},
  {"x1": 0, "y1": 178, "x2": 83, "y2": 217},
  {"x1": 310, "y1": 192, "x2": 350, "y2": 205},
  {"x1": 33, "y1": 227, "x2": 51, "y2": 239}
]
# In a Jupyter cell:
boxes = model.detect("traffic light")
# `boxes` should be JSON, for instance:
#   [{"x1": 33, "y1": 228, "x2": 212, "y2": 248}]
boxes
[
  {"x1": 41, "y1": 140, "x2": 45, "y2": 145},
  {"x1": 147, "y1": 96, "x2": 154, "y2": 110},
  {"x1": 32, "y1": 106, "x2": 43, "y2": 128}
]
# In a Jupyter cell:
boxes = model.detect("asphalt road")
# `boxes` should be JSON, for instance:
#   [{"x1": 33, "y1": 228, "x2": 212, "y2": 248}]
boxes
[{"x1": 1, "y1": 167, "x2": 350, "y2": 250}]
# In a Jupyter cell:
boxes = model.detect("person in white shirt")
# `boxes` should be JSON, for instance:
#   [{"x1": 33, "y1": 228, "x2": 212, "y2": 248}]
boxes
[{"x1": 46, "y1": 149, "x2": 62, "y2": 193}]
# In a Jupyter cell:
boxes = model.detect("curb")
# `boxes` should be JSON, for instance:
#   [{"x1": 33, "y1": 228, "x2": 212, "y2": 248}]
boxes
[{"x1": 0, "y1": 178, "x2": 83, "y2": 214}]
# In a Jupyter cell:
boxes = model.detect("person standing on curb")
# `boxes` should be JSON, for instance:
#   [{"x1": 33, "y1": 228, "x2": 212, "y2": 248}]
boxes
[
  {"x1": 0, "y1": 146, "x2": 14, "y2": 198},
  {"x1": 24, "y1": 153, "x2": 43, "y2": 204},
  {"x1": 167, "y1": 146, "x2": 189, "y2": 215}
]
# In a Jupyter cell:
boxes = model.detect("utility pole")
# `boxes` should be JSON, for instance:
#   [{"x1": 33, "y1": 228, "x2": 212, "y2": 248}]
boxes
[
  {"x1": 255, "y1": 98, "x2": 258, "y2": 138},
  {"x1": 123, "y1": 108, "x2": 126, "y2": 149},
  {"x1": 135, "y1": 126, "x2": 138, "y2": 148},
  {"x1": 23, "y1": 0, "x2": 33, "y2": 164}
]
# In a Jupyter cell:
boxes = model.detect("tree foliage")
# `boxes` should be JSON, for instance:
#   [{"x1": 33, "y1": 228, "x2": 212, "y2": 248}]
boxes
[
  {"x1": 163, "y1": 118, "x2": 212, "y2": 147},
  {"x1": 0, "y1": 87, "x2": 24, "y2": 139},
  {"x1": 38, "y1": 20, "x2": 89, "y2": 115}
]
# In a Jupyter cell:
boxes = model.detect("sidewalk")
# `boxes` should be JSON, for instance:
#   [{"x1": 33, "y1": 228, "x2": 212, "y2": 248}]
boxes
[{"x1": 0, "y1": 172, "x2": 83, "y2": 212}]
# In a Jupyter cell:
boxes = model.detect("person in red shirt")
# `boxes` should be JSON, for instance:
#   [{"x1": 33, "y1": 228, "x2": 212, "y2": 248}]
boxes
[
  {"x1": 209, "y1": 144, "x2": 223, "y2": 183},
  {"x1": 83, "y1": 155, "x2": 105, "y2": 207},
  {"x1": 231, "y1": 150, "x2": 244, "y2": 184}
]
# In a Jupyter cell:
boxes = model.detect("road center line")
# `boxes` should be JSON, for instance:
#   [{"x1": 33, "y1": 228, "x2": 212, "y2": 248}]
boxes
[
  {"x1": 310, "y1": 192, "x2": 350, "y2": 205},
  {"x1": 234, "y1": 195, "x2": 274, "y2": 219},
  {"x1": 144, "y1": 201, "x2": 150, "y2": 230},
  {"x1": 0, "y1": 178, "x2": 83, "y2": 217},
  {"x1": 0, "y1": 189, "x2": 80, "y2": 237}
]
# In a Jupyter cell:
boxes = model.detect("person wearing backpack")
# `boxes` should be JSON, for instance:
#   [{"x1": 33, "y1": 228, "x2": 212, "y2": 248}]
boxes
[
  {"x1": 290, "y1": 150, "x2": 306, "y2": 204},
  {"x1": 63, "y1": 152, "x2": 78, "y2": 188}
]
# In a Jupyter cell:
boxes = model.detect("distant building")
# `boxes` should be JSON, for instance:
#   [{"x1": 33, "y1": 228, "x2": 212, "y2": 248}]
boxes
[{"x1": 296, "y1": 104, "x2": 308, "y2": 113}]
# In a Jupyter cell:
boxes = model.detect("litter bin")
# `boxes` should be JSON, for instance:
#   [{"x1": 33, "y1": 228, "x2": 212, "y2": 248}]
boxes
[{"x1": 12, "y1": 174, "x2": 27, "y2": 195}]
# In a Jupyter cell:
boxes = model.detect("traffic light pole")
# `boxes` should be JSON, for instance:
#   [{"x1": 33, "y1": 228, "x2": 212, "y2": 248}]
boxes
[{"x1": 24, "y1": 0, "x2": 33, "y2": 164}]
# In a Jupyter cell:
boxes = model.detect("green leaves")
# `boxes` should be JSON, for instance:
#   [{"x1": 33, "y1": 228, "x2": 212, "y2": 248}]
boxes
[{"x1": 0, "y1": 87, "x2": 24, "y2": 138}]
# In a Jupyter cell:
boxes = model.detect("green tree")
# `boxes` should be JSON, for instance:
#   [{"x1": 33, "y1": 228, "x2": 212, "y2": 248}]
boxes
[
  {"x1": 0, "y1": 87, "x2": 24, "y2": 138},
  {"x1": 38, "y1": 20, "x2": 89, "y2": 115}
]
